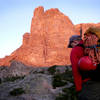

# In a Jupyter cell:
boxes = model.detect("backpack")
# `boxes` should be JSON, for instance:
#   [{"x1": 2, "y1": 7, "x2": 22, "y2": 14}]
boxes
[{"x1": 83, "y1": 27, "x2": 100, "y2": 65}]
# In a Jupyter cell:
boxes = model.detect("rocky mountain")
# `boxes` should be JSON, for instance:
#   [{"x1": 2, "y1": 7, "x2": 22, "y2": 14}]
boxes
[
  {"x1": 0, "y1": 6, "x2": 100, "y2": 67},
  {"x1": 0, "y1": 6, "x2": 77, "y2": 67}
]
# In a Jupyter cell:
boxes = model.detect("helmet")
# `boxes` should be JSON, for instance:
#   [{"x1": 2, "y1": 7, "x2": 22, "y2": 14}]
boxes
[
  {"x1": 78, "y1": 56, "x2": 97, "y2": 71},
  {"x1": 68, "y1": 35, "x2": 81, "y2": 48}
]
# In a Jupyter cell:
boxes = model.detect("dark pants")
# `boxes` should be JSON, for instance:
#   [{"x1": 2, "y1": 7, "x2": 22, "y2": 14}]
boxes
[{"x1": 78, "y1": 80, "x2": 100, "y2": 100}]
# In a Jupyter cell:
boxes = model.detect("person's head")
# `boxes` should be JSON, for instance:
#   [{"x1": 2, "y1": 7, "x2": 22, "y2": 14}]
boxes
[{"x1": 68, "y1": 35, "x2": 82, "y2": 48}]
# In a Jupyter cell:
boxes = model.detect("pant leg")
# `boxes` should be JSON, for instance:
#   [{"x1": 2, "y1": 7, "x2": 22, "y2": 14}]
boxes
[{"x1": 78, "y1": 80, "x2": 100, "y2": 100}]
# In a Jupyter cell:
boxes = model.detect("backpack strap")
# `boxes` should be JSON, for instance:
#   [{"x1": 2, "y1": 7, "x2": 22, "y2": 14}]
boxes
[
  {"x1": 85, "y1": 44, "x2": 100, "y2": 63},
  {"x1": 85, "y1": 44, "x2": 100, "y2": 52},
  {"x1": 77, "y1": 44, "x2": 84, "y2": 48}
]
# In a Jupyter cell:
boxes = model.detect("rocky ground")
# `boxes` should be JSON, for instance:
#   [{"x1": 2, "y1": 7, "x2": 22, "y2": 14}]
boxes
[{"x1": 0, "y1": 61, "x2": 77, "y2": 100}]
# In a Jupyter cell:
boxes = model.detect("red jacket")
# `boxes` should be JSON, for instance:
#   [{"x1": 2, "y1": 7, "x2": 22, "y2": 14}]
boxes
[{"x1": 70, "y1": 41, "x2": 84, "y2": 92}]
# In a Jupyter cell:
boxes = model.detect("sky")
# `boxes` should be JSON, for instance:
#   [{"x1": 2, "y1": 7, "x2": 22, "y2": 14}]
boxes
[{"x1": 0, "y1": 0, "x2": 100, "y2": 58}]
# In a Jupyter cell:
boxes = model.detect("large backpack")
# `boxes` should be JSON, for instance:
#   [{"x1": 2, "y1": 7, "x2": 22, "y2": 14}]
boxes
[{"x1": 83, "y1": 27, "x2": 100, "y2": 65}]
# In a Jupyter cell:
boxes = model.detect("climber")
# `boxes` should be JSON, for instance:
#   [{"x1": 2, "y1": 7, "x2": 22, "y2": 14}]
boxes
[
  {"x1": 68, "y1": 29, "x2": 100, "y2": 100},
  {"x1": 77, "y1": 27, "x2": 100, "y2": 100},
  {"x1": 68, "y1": 35, "x2": 85, "y2": 92}
]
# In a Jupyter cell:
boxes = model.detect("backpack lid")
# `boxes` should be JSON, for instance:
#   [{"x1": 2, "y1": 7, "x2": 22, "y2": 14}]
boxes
[{"x1": 84, "y1": 27, "x2": 100, "y2": 38}]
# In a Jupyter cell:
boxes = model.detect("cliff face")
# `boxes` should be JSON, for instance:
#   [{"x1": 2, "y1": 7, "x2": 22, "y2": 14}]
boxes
[
  {"x1": 29, "y1": 6, "x2": 77, "y2": 66},
  {"x1": 0, "y1": 6, "x2": 100, "y2": 67},
  {"x1": 0, "y1": 6, "x2": 77, "y2": 67}
]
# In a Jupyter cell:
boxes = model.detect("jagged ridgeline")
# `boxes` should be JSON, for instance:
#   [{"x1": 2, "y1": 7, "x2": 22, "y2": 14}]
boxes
[
  {"x1": 0, "y1": 6, "x2": 76, "y2": 67},
  {"x1": 1, "y1": 6, "x2": 99, "y2": 67},
  {"x1": 0, "y1": 7, "x2": 100, "y2": 67}
]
